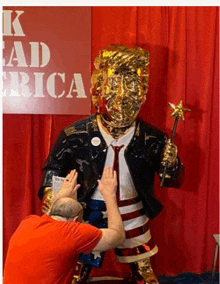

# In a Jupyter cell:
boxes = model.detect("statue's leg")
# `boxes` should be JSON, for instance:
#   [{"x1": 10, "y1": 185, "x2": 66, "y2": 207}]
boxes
[
  {"x1": 72, "y1": 262, "x2": 93, "y2": 283},
  {"x1": 72, "y1": 200, "x2": 107, "y2": 283},
  {"x1": 130, "y1": 258, "x2": 159, "y2": 284}
]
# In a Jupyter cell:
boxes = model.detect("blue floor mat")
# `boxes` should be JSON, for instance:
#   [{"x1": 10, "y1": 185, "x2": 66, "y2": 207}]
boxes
[{"x1": 157, "y1": 271, "x2": 219, "y2": 284}]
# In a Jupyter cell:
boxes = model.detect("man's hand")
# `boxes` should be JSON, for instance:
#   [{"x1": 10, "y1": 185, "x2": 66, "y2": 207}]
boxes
[
  {"x1": 162, "y1": 139, "x2": 178, "y2": 168},
  {"x1": 98, "y1": 167, "x2": 117, "y2": 201},
  {"x1": 54, "y1": 170, "x2": 80, "y2": 202}
]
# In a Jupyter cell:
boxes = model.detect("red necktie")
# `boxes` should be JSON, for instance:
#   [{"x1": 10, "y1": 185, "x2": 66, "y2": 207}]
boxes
[{"x1": 111, "y1": 145, "x2": 124, "y2": 201}]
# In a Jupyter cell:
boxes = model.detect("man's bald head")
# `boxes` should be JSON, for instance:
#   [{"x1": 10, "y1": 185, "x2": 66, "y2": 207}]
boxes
[{"x1": 49, "y1": 197, "x2": 83, "y2": 220}]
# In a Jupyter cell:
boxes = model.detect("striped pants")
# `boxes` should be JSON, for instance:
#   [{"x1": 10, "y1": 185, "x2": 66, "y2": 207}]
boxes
[{"x1": 86, "y1": 198, "x2": 158, "y2": 264}]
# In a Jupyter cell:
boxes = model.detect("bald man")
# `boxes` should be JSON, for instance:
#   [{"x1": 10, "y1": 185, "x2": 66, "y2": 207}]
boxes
[
  {"x1": 49, "y1": 197, "x2": 84, "y2": 222},
  {"x1": 4, "y1": 167, "x2": 125, "y2": 284}
]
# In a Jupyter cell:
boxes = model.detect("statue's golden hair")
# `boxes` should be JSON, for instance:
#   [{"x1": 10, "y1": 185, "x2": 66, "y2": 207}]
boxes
[
  {"x1": 91, "y1": 45, "x2": 150, "y2": 107},
  {"x1": 94, "y1": 44, "x2": 149, "y2": 71}
]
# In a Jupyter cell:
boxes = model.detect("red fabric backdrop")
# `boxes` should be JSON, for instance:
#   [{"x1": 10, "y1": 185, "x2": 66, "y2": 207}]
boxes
[{"x1": 3, "y1": 7, "x2": 219, "y2": 276}]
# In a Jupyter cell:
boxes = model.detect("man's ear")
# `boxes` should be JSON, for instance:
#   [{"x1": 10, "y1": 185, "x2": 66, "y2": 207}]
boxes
[{"x1": 73, "y1": 216, "x2": 79, "y2": 222}]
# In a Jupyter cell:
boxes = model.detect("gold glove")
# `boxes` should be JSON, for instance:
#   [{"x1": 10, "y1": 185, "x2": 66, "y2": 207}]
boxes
[
  {"x1": 41, "y1": 187, "x2": 53, "y2": 214},
  {"x1": 162, "y1": 139, "x2": 177, "y2": 168}
]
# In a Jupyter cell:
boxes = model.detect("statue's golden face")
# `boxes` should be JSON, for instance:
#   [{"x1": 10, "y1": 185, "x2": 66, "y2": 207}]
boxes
[{"x1": 101, "y1": 70, "x2": 146, "y2": 128}]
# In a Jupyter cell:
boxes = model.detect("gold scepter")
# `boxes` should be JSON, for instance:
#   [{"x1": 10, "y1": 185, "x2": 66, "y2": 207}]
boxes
[{"x1": 160, "y1": 100, "x2": 190, "y2": 187}]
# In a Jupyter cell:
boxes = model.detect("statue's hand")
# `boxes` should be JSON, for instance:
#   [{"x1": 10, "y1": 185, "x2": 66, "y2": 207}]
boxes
[
  {"x1": 162, "y1": 139, "x2": 177, "y2": 168},
  {"x1": 41, "y1": 187, "x2": 53, "y2": 214}
]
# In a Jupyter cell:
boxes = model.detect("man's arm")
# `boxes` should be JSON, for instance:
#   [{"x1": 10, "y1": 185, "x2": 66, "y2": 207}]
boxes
[{"x1": 92, "y1": 167, "x2": 125, "y2": 251}]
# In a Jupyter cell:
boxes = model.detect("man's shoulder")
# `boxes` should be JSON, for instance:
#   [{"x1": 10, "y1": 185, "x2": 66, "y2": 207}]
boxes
[
  {"x1": 63, "y1": 114, "x2": 97, "y2": 137},
  {"x1": 74, "y1": 222, "x2": 102, "y2": 240},
  {"x1": 13, "y1": 215, "x2": 41, "y2": 234},
  {"x1": 22, "y1": 214, "x2": 41, "y2": 222},
  {"x1": 59, "y1": 221, "x2": 102, "y2": 242}
]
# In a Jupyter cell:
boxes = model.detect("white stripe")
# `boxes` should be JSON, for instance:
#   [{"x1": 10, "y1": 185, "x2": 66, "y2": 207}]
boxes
[
  {"x1": 100, "y1": 201, "x2": 144, "y2": 218},
  {"x1": 123, "y1": 215, "x2": 149, "y2": 231},
  {"x1": 117, "y1": 229, "x2": 151, "y2": 249},
  {"x1": 119, "y1": 201, "x2": 144, "y2": 214},
  {"x1": 116, "y1": 246, "x2": 158, "y2": 263}
]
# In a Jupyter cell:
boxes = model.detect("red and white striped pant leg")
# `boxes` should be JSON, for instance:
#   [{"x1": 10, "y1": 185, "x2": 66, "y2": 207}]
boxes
[{"x1": 115, "y1": 198, "x2": 158, "y2": 264}]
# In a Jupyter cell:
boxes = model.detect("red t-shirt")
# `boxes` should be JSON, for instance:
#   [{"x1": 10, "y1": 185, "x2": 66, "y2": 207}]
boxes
[{"x1": 3, "y1": 214, "x2": 102, "y2": 284}]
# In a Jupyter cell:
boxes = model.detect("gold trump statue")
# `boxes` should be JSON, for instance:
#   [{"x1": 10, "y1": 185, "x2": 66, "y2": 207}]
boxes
[{"x1": 39, "y1": 45, "x2": 184, "y2": 284}]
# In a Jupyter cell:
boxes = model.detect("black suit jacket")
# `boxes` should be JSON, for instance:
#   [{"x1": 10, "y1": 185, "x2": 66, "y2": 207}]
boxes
[{"x1": 39, "y1": 114, "x2": 183, "y2": 219}]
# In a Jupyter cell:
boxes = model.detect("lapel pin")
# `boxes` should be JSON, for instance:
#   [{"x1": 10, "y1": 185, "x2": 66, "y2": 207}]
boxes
[{"x1": 91, "y1": 137, "x2": 101, "y2": 146}]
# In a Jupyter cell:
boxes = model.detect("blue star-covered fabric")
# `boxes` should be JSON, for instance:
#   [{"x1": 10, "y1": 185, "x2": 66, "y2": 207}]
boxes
[{"x1": 79, "y1": 200, "x2": 107, "y2": 267}]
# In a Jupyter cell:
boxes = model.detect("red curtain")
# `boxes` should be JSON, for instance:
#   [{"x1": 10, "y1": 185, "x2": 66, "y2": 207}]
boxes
[{"x1": 3, "y1": 7, "x2": 219, "y2": 276}]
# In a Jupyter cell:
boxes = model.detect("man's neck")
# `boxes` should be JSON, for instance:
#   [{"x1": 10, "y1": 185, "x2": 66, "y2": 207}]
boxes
[{"x1": 50, "y1": 215, "x2": 68, "y2": 222}]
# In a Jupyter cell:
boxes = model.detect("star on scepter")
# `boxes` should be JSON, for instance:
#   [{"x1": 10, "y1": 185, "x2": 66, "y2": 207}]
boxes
[
  {"x1": 169, "y1": 100, "x2": 191, "y2": 120},
  {"x1": 160, "y1": 100, "x2": 191, "y2": 187}
]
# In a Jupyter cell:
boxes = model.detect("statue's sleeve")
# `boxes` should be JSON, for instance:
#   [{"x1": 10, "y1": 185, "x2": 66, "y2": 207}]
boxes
[{"x1": 38, "y1": 130, "x2": 74, "y2": 212}]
